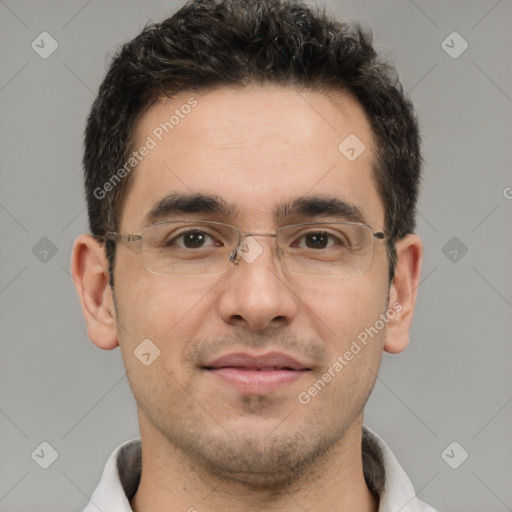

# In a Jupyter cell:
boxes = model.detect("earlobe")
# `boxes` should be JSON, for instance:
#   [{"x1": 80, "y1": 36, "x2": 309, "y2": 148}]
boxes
[
  {"x1": 70, "y1": 234, "x2": 119, "y2": 350},
  {"x1": 383, "y1": 234, "x2": 423, "y2": 354}
]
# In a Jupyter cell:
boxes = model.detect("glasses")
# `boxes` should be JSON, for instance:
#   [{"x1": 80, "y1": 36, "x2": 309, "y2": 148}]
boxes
[{"x1": 100, "y1": 220, "x2": 386, "y2": 277}]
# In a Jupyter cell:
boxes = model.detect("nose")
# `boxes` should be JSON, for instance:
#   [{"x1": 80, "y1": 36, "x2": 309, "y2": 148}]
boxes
[{"x1": 216, "y1": 235, "x2": 298, "y2": 331}]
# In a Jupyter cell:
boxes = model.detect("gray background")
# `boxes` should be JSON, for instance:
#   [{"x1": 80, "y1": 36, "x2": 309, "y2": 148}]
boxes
[{"x1": 0, "y1": 0, "x2": 511, "y2": 510}]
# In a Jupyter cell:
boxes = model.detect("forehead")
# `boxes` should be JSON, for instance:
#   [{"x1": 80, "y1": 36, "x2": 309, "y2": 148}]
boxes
[{"x1": 120, "y1": 85, "x2": 384, "y2": 231}]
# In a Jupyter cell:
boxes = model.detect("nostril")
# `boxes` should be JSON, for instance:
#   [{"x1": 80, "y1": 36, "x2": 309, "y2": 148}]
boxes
[{"x1": 229, "y1": 314, "x2": 245, "y2": 323}]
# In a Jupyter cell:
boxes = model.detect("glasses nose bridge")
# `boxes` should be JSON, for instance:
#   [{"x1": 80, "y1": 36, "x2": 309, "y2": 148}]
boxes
[
  {"x1": 230, "y1": 231, "x2": 281, "y2": 264},
  {"x1": 239, "y1": 231, "x2": 279, "y2": 250}
]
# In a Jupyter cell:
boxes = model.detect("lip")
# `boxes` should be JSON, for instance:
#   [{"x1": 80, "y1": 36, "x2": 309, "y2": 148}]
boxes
[{"x1": 202, "y1": 351, "x2": 311, "y2": 394}]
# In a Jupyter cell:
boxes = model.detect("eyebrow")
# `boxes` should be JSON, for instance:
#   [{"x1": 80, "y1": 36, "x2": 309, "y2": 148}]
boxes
[
  {"x1": 143, "y1": 192, "x2": 368, "y2": 227},
  {"x1": 275, "y1": 195, "x2": 367, "y2": 225},
  {"x1": 144, "y1": 193, "x2": 240, "y2": 225}
]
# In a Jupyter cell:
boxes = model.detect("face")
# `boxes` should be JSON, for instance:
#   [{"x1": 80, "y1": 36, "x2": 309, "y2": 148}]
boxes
[{"x1": 112, "y1": 85, "x2": 391, "y2": 486}]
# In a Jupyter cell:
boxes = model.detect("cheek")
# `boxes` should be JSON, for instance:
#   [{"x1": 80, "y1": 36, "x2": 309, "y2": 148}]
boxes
[
  {"x1": 297, "y1": 281, "x2": 387, "y2": 412},
  {"x1": 113, "y1": 277, "x2": 203, "y2": 409},
  {"x1": 293, "y1": 277, "x2": 387, "y2": 349},
  {"x1": 114, "y1": 273, "x2": 220, "y2": 368}
]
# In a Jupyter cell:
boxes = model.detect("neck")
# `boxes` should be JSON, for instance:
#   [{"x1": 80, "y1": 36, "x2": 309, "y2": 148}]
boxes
[{"x1": 130, "y1": 412, "x2": 379, "y2": 512}]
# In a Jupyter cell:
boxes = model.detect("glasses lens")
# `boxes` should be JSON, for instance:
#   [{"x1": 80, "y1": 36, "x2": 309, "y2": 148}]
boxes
[
  {"x1": 277, "y1": 223, "x2": 376, "y2": 276},
  {"x1": 141, "y1": 221, "x2": 238, "y2": 276}
]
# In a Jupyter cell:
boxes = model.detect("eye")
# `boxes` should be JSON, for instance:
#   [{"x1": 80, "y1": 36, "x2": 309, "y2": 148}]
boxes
[
  {"x1": 166, "y1": 229, "x2": 221, "y2": 249},
  {"x1": 293, "y1": 231, "x2": 344, "y2": 250}
]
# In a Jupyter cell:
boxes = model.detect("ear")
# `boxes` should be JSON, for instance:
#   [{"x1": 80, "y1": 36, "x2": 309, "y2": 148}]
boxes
[
  {"x1": 384, "y1": 234, "x2": 423, "y2": 354},
  {"x1": 70, "y1": 234, "x2": 119, "y2": 350}
]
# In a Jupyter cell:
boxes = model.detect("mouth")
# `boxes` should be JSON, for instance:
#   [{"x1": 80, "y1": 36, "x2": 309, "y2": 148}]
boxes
[{"x1": 202, "y1": 351, "x2": 312, "y2": 394}]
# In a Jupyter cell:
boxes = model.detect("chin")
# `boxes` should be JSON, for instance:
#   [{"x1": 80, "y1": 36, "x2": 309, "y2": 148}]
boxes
[{"x1": 180, "y1": 422, "x2": 344, "y2": 490}]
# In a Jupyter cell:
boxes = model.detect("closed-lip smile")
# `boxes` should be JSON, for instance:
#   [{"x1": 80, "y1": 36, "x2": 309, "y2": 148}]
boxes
[{"x1": 202, "y1": 351, "x2": 311, "y2": 394}]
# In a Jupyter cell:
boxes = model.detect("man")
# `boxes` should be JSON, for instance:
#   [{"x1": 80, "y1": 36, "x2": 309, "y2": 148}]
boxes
[{"x1": 71, "y1": 0, "x2": 438, "y2": 510}]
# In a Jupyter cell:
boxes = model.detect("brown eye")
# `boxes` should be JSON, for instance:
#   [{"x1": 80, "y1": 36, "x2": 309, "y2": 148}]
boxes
[
  {"x1": 165, "y1": 230, "x2": 221, "y2": 249},
  {"x1": 181, "y1": 231, "x2": 208, "y2": 248},
  {"x1": 293, "y1": 231, "x2": 341, "y2": 250},
  {"x1": 304, "y1": 232, "x2": 330, "y2": 249}
]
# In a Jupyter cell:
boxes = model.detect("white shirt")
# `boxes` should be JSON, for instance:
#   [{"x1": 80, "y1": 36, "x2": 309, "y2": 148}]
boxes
[{"x1": 83, "y1": 425, "x2": 439, "y2": 512}]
